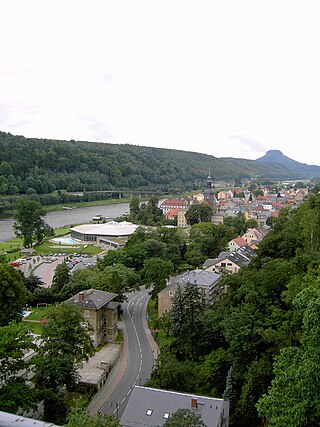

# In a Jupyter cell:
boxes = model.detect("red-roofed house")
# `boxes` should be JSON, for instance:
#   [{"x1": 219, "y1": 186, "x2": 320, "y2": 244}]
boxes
[
  {"x1": 228, "y1": 236, "x2": 247, "y2": 251},
  {"x1": 166, "y1": 208, "x2": 180, "y2": 219}
]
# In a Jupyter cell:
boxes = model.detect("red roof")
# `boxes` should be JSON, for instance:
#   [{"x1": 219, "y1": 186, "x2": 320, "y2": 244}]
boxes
[
  {"x1": 161, "y1": 199, "x2": 188, "y2": 207},
  {"x1": 232, "y1": 237, "x2": 247, "y2": 247},
  {"x1": 166, "y1": 208, "x2": 180, "y2": 219}
]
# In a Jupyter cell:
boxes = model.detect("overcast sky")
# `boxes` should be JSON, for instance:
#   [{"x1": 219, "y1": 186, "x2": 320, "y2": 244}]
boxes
[{"x1": 1, "y1": 1, "x2": 320, "y2": 165}]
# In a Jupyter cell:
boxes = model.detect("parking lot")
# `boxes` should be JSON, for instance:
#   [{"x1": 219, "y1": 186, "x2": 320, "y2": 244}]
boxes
[{"x1": 14, "y1": 253, "x2": 99, "y2": 288}]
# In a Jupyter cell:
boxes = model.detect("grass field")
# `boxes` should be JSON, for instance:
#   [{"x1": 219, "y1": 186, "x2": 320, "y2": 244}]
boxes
[
  {"x1": 23, "y1": 321, "x2": 44, "y2": 335},
  {"x1": 0, "y1": 226, "x2": 102, "y2": 258},
  {"x1": 22, "y1": 305, "x2": 51, "y2": 335},
  {"x1": 24, "y1": 305, "x2": 51, "y2": 321}
]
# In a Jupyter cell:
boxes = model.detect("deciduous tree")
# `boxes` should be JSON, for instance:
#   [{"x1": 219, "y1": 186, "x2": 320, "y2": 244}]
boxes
[
  {"x1": 185, "y1": 204, "x2": 213, "y2": 225},
  {"x1": 0, "y1": 322, "x2": 36, "y2": 413},
  {"x1": 0, "y1": 264, "x2": 26, "y2": 326},
  {"x1": 33, "y1": 303, "x2": 95, "y2": 422},
  {"x1": 52, "y1": 263, "x2": 71, "y2": 292},
  {"x1": 13, "y1": 196, "x2": 53, "y2": 247},
  {"x1": 165, "y1": 408, "x2": 206, "y2": 426}
]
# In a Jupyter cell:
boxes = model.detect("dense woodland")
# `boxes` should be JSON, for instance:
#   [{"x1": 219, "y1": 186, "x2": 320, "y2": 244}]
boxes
[{"x1": 0, "y1": 131, "x2": 303, "y2": 202}]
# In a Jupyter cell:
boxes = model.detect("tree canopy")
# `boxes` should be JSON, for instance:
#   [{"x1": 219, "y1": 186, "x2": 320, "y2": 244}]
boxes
[
  {"x1": 0, "y1": 322, "x2": 36, "y2": 413},
  {"x1": 0, "y1": 263, "x2": 26, "y2": 326},
  {"x1": 164, "y1": 408, "x2": 206, "y2": 426},
  {"x1": 13, "y1": 196, "x2": 53, "y2": 247},
  {"x1": 32, "y1": 303, "x2": 95, "y2": 423}
]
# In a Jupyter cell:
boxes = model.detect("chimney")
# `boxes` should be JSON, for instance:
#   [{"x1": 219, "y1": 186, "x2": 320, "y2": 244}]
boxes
[
  {"x1": 191, "y1": 397, "x2": 197, "y2": 409},
  {"x1": 78, "y1": 291, "x2": 84, "y2": 302}
]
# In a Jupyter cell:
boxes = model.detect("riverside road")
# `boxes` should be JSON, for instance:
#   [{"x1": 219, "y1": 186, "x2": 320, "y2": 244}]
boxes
[{"x1": 98, "y1": 286, "x2": 156, "y2": 420}]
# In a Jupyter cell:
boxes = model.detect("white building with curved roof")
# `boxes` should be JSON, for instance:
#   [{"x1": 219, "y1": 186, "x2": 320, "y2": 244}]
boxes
[{"x1": 70, "y1": 221, "x2": 139, "y2": 248}]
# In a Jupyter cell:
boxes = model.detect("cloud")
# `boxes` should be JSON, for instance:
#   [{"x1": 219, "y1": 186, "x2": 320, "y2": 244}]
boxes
[
  {"x1": 227, "y1": 134, "x2": 267, "y2": 159},
  {"x1": 77, "y1": 115, "x2": 113, "y2": 141}
]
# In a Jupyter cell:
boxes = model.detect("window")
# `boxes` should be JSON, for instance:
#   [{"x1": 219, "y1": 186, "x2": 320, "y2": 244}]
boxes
[
  {"x1": 163, "y1": 413, "x2": 170, "y2": 419},
  {"x1": 146, "y1": 409, "x2": 153, "y2": 416},
  {"x1": 103, "y1": 317, "x2": 107, "y2": 325},
  {"x1": 169, "y1": 290, "x2": 173, "y2": 296},
  {"x1": 84, "y1": 310, "x2": 90, "y2": 317}
]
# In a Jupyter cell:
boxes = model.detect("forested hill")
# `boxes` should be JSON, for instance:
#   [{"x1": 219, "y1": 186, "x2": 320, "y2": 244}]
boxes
[{"x1": 0, "y1": 131, "x2": 316, "y2": 197}]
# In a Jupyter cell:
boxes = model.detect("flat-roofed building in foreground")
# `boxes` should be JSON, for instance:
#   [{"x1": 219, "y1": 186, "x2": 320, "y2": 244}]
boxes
[{"x1": 70, "y1": 220, "x2": 139, "y2": 248}]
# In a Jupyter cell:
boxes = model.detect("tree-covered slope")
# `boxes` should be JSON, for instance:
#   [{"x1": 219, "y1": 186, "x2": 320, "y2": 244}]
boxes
[
  {"x1": 146, "y1": 194, "x2": 320, "y2": 426},
  {"x1": 0, "y1": 131, "x2": 310, "y2": 197}
]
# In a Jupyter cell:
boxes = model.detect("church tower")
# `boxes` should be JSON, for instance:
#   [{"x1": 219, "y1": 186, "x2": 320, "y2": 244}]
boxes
[{"x1": 203, "y1": 172, "x2": 217, "y2": 207}]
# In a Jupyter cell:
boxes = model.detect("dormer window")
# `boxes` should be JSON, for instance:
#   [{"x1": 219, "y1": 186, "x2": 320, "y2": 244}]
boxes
[
  {"x1": 146, "y1": 409, "x2": 153, "y2": 416},
  {"x1": 163, "y1": 413, "x2": 170, "y2": 419}
]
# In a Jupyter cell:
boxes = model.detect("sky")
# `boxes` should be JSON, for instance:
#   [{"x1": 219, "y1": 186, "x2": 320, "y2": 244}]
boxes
[{"x1": 1, "y1": 1, "x2": 320, "y2": 165}]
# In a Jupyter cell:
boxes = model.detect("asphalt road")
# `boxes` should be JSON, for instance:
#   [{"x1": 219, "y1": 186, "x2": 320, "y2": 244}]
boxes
[{"x1": 99, "y1": 287, "x2": 155, "y2": 419}]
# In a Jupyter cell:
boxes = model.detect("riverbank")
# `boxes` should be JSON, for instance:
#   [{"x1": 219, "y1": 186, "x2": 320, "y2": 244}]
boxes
[
  {"x1": 0, "y1": 200, "x2": 133, "y2": 243},
  {"x1": 0, "y1": 196, "x2": 136, "y2": 220}
]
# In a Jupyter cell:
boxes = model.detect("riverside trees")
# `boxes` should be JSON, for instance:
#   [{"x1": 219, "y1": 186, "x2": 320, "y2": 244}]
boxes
[{"x1": 13, "y1": 196, "x2": 53, "y2": 247}]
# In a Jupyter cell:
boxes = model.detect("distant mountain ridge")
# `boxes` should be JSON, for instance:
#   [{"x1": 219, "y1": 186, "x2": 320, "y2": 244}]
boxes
[
  {"x1": 256, "y1": 150, "x2": 320, "y2": 179},
  {"x1": 1, "y1": 132, "x2": 320, "y2": 201}
]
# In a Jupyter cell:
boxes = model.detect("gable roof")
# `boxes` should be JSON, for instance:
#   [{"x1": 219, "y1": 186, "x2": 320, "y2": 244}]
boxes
[
  {"x1": 202, "y1": 251, "x2": 230, "y2": 268},
  {"x1": 230, "y1": 236, "x2": 247, "y2": 247},
  {"x1": 66, "y1": 288, "x2": 118, "y2": 310},
  {"x1": 120, "y1": 386, "x2": 229, "y2": 427},
  {"x1": 203, "y1": 246, "x2": 256, "y2": 269}
]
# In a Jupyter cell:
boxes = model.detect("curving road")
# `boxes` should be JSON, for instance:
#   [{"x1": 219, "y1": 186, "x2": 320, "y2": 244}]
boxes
[{"x1": 99, "y1": 286, "x2": 156, "y2": 419}]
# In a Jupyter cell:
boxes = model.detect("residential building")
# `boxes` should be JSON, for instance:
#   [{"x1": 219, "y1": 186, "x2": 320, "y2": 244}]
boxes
[
  {"x1": 165, "y1": 208, "x2": 180, "y2": 220},
  {"x1": 177, "y1": 208, "x2": 188, "y2": 227},
  {"x1": 203, "y1": 246, "x2": 257, "y2": 274},
  {"x1": 217, "y1": 190, "x2": 234, "y2": 200},
  {"x1": 159, "y1": 199, "x2": 189, "y2": 215},
  {"x1": 120, "y1": 386, "x2": 229, "y2": 427},
  {"x1": 65, "y1": 289, "x2": 120, "y2": 347},
  {"x1": 227, "y1": 236, "x2": 247, "y2": 251},
  {"x1": 158, "y1": 270, "x2": 222, "y2": 316},
  {"x1": 211, "y1": 211, "x2": 225, "y2": 225},
  {"x1": 242, "y1": 227, "x2": 263, "y2": 244}
]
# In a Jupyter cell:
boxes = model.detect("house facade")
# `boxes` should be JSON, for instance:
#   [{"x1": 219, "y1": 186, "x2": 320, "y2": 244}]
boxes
[
  {"x1": 158, "y1": 270, "x2": 222, "y2": 316},
  {"x1": 66, "y1": 289, "x2": 120, "y2": 347},
  {"x1": 177, "y1": 208, "x2": 188, "y2": 227}
]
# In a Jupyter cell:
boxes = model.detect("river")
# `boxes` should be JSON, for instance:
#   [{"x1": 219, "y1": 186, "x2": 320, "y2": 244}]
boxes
[{"x1": 0, "y1": 202, "x2": 130, "y2": 243}]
